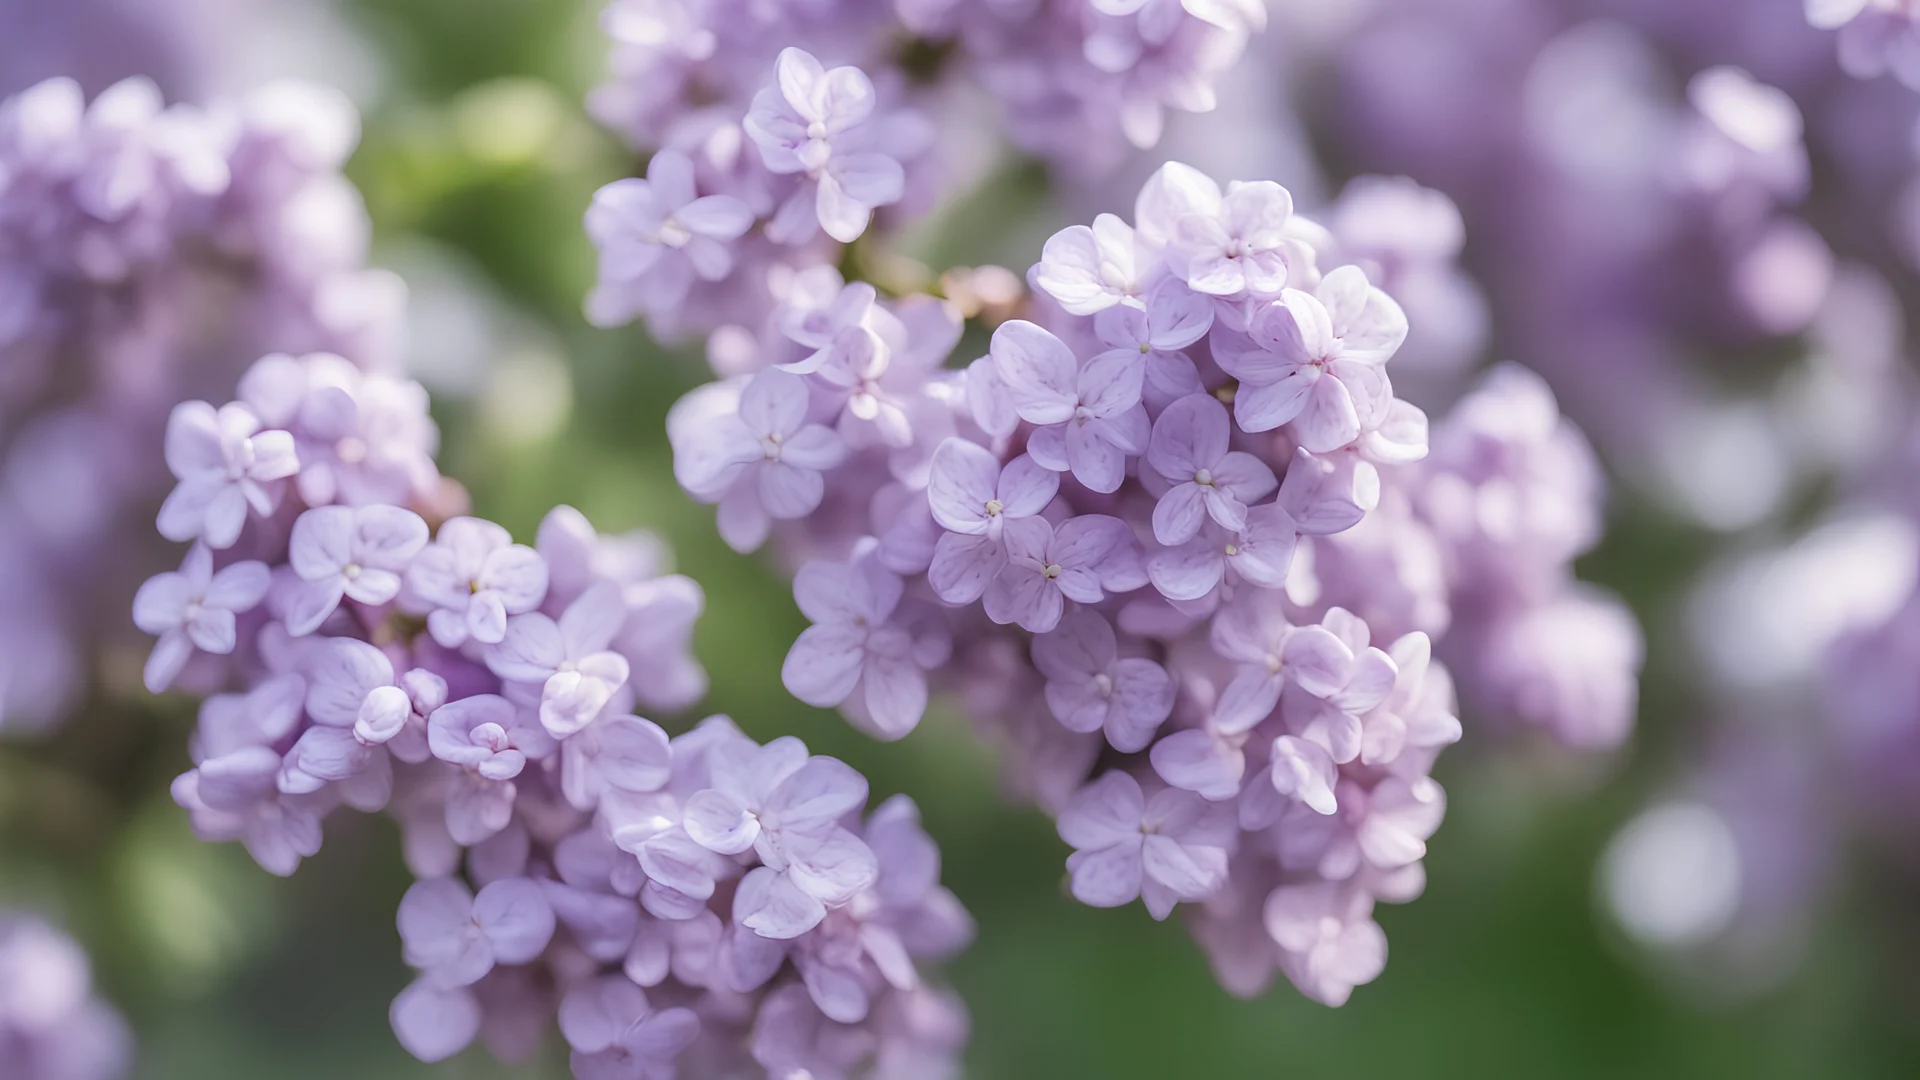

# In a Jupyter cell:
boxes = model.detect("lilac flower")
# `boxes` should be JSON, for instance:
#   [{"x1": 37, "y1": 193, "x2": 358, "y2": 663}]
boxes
[
  {"x1": 560, "y1": 713, "x2": 673, "y2": 812},
  {"x1": 1145, "y1": 504, "x2": 1302, "y2": 603},
  {"x1": 406, "y1": 517, "x2": 550, "y2": 648},
  {"x1": 1263, "y1": 882, "x2": 1386, "y2": 1007},
  {"x1": 428, "y1": 695, "x2": 533, "y2": 781},
  {"x1": 674, "y1": 369, "x2": 847, "y2": 554},
  {"x1": 132, "y1": 545, "x2": 269, "y2": 692},
  {"x1": 781, "y1": 553, "x2": 930, "y2": 739},
  {"x1": 486, "y1": 583, "x2": 633, "y2": 738},
  {"x1": 982, "y1": 515, "x2": 1132, "y2": 634},
  {"x1": 683, "y1": 738, "x2": 878, "y2": 937},
  {"x1": 560, "y1": 976, "x2": 700, "y2": 1079},
  {"x1": 281, "y1": 505, "x2": 430, "y2": 636},
  {"x1": 1032, "y1": 213, "x2": 1159, "y2": 315},
  {"x1": 1282, "y1": 609, "x2": 1400, "y2": 765},
  {"x1": 156, "y1": 401, "x2": 299, "y2": 549},
  {"x1": 1168, "y1": 178, "x2": 1298, "y2": 297},
  {"x1": 397, "y1": 876, "x2": 557, "y2": 987},
  {"x1": 1214, "y1": 267, "x2": 1405, "y2": 451},
  {"x1": 989, "y1": 319, "x2": 1148, "y2": 494},
  {"x1": 1032, "y1": 610, "x2": 1175, "y2": 752},
  {"x1": 925, "y1": 440, "x2": 1058, "y2": 604},
  {"x1": 389, "y1": 977, "x2": 480, "y2": 1064},
  {"x1": 1091, "y1": 279, "x2": 1213, "y2": 408},
  {"x1": 584, "y1": 150, "x2": 754, "y2": 326},
  {"x1": 1057, "y1": 771, "x2": 1235, "y2": 918},
  {"x1": 744, "y1": 48, "x2": 904, "y2": 244},
  {"x1": 1145, "y1": 393, "x2": 1277, "y2": 544}
]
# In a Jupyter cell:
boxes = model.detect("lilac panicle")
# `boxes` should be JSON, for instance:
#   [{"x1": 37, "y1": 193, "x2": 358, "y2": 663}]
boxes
[
  {"x1": 136, "y1": 343, "x2": 970, "y2": 1076},
  {"x1": 651, "y1": 159, "x2": 1639, "y2": 1006}
]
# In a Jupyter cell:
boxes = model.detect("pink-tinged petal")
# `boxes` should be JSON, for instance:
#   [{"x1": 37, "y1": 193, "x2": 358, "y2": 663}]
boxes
[
  {"x1": 1211, "y1": 451, "x2": 1278, "y2": 501},
  {"x1": 983, "y1": 564, "x2": 1061, "y2": 633},
  {"x1": 1222, "y1": 180, "x2": 1292, "y2": 246},
  {"x1": 740, "y1": 867, "x2": 830, "y2": 940},
  {"x1": 1152, "y1": 483, "x2": 1208, "y2": 546},
  {"x1": 475, "y1": 877, "x2": 556, "y2": 964},
  {"x1": 1067, "y1": 843, "x2": 1144, "y2": 907},
  {"x1": 965, "y1": 355, "x2": 1019, "y2": 438},
  {"x1": 201, "y1": 485, "x2": 249, "y2": 549},
  {"x1": 781, "y1": 624, "x2": 866, "y2": 707},
  {"x1": 1282, "y1": 625, "x2": 1353, "y2": 698},
  {"x1": 390, "y1": 978, "x2": 480, "y2": 1064},
  {"x1": 305, "y1": 638, "x2": 392, "y2": 726},
  {"x1": 1147, "y1": 536, "x2": 1224, "y2": 602},
  {"x1": 1057, "y1": 771, "x2": 1144, "y2": 848},
  {"x1": 645, "y1": 148, "x2": 698, "y2": 210},
  {"x1": 596, "y1": 717, "x2": 673, "y2": 793},
  {"x1": 990, "y1": 320, "x2": 1078, "y2": 424},
  {"x1": 674, "y1": 417, "x2": 758, "y2": 497},
  {"x1": 792, "y1": 556, "x2": 900, "y2": 626},
  {"x1": 156, "y1": 475, "x2": 219, "y2": 543},
  {"x1": 926, "y1": 438, "x2": 999, "y2": 534},
  {"x1": 1150, "y1": 729, "x2": 1244, "y2": 801}
]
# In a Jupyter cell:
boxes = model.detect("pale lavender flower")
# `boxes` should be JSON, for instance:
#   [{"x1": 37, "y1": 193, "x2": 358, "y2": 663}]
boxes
[
  {"x1": 1032, "y1": 213, "x2": 1161, "y2": 315},
  {"x1": 1213, "y1": 266, "x2": 1406, "y2": 451},
  {"x1": 585, "y1": 149, "x2": 754, "y2": 327},
  {"x1": 281, "y1": 504, "x2": 430, "y2": 636},
  {"x1": 406, "y1": 517, "x2": 549, "y2": 648},
  {"x1": 486, "y1": 582, "x2": 633, "y2": 738},
  {"x1": 982, "y1": 514, "x2": 1134, "y2": 634},
  {"x1": 397, "y1": 876, "x2": 557, "y2": 987},
  {"x1": 1058, "y1": 770, "x2": 1235, "y2": 918},
  {"x1": 990, "y1": 319, "x2": 1148, "y2": 494},
  {"x1": 156, "y1": 401, "x2": 298, "y2": 549},
  {"x1": 132, "y1": 543, "x2": 269, "y2": 692},
  {"x1": 1091, "y1": 279, "x2": 1213, "y2": 408},
  {"x1": 781, "y1": 552, "x2": 931, "y2": 739},
  {"x1": 1145, "y1": 393, "x2": 1276, "y2": 544},
  {"x1": 1263, "y1": 881, "x2": 1386, "y2": 1007},
  {"x1": 744, "y1": 48, "x2": 904, "y2": 244},
  {"x1": 1032, "y1": 609, "x2": 1175, "y2": 752},
  {"x1": 925, "y1": 441, "x2": 1058, "y2": 604},
  {"x1": 673, "y1": 369, "x2": 847, "y2": 553},
  {"x1": 560, "y1": 976, "x2": 700, "y2": 1079},
  {"x1": 1168, "y1": 177, "x2": 1298, "y2": 298}
]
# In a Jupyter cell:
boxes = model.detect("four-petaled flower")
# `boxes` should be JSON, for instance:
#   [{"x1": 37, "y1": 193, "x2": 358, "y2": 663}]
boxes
[
  {"x1": 781, "y1": 551, "x2": 931, "y2": 739},
  {"x1": 281, "y1": 504, "x2": 430, "y2": 636},
  {"x1": 924, "y1": 440, "x2": 1058, "y2": 604},
  {"x1": 133, "y1": 543, "x2": 270, "y2": 692},
  {"x1": 1145, "y1": 393, "x2": 1278, "y2": 545},
  {"x1": 585, "y1": 149, "x2": 754, "y2": 324},
  {"x1": 989, "y1": 319, "x2": 1149, "y2": 494},
  {"x1": 157, "y1": 400, "x2": 299, "y2": 549},
  {"x1": 745, "y1": 48, "x2": 906, "y2": 243},
  {"x1": 406, "y1": 516, "x2": 550, "y2": 648},
  {"x1": 1057, "y1": 771, "x2": 1235, "y2": 919}
]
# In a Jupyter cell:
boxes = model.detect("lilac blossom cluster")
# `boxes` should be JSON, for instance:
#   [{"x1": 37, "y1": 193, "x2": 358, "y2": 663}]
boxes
[
  {"x1": 135, "y1": 349, "x2": 971, "y2": 1076},
  {"x1": 0, "y1": 74, "x2": 401, "y2": 735},
  {"x1": 585, "y1": 0, "x2": 1268, "y2": 339},
  {"x1": 0, "y1": 915, "x2": 131, "y2": 1080},
  {"x1": 657, "y1": 161, "x2": 1638, "y2": 1004}
]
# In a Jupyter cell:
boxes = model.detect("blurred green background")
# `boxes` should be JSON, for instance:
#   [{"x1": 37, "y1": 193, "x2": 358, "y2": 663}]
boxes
[{"x1": 5, "y1": 0, "x2": 1920, "y2": 1076}]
